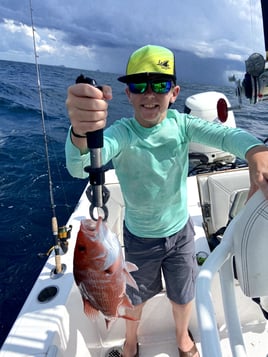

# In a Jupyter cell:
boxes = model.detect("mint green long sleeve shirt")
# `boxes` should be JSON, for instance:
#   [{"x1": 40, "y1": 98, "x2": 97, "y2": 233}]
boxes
[{"x1": 65, "y1": 109, "x2": 262, "y2": 238}]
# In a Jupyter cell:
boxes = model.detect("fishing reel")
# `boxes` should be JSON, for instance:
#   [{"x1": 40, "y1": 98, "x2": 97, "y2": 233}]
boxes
[
  {"x1": 230, "y1": 53, "x2": 268, "y2": 104},
  {"x1": 38, "y1": 224, "x2": 72, "y2": 258},
  {"x1": 57, "y1": 225, "x2": 72, "y2": 254}
]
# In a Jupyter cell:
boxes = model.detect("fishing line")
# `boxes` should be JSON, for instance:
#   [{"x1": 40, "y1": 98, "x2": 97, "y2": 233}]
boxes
[
  {"x1": 33, "y1": 62, "x2": 73, "y2": 217},
  {"x1": 29, "y1": 0, "x2": 71, "y2": 274},
  {"x1": 29, "y1": 1, "x2": 56, "y2": 220}
]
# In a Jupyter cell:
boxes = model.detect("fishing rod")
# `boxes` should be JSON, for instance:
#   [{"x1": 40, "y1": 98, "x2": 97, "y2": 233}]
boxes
[{"x1": 29, "y1": 0, "x2": 71, "y2": 275}]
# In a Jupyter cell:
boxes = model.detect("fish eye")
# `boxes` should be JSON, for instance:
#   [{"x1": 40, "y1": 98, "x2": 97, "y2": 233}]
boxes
[{"x1": 104, "y1": 267, "x2": 113, "y2": 275}]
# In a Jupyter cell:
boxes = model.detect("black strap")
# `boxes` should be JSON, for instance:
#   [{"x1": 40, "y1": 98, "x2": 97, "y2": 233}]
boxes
[{"x1": 71, "y1": 126, "x2": 86, "y2": 138}]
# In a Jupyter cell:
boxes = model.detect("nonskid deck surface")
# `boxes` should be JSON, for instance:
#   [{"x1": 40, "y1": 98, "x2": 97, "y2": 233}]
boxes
[
  {"x1": 80, "y1": 288, "x2": 268, "y2": 357},
  {"x1": 83, "y1": 292, "x2": 201, "y2": 357},
  {"x1": 86, "y1": 322, "x2": 268, "y2": 356}
]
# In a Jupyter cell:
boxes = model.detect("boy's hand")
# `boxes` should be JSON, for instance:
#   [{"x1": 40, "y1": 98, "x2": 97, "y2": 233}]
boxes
[
  {"x1": 66, "y1": 83, "x2": 112, "y2": 136},
  {"x1": 246, "y1": 145, "x2": 268, "y2": 200}
]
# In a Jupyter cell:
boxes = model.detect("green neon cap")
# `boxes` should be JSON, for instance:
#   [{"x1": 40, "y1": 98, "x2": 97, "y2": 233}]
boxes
[{"x1": 118, "y1": 45, "x2": 176, "y2": 83}]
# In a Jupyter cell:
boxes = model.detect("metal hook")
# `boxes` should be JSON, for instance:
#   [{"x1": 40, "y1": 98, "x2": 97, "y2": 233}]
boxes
[{"x1": 89, "y1": 204, "x2": 109, "y2": 221}]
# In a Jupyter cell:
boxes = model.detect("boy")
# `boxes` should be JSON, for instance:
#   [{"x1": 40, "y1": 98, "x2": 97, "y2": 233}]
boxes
[{"x1": 65, "y1": 45, "x2": 268, "y2": 357}]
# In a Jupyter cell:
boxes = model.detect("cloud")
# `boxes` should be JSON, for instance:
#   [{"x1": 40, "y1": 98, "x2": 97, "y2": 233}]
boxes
[
  {"x1": 0, "y1": 0, "x2": 265, "y2": 75},
  {"x1": 0, "y1": 19, "x2": 32, "y2": 61},
  {"x1": 0, "y1": 17, "x2": 95, "y2": 68}
]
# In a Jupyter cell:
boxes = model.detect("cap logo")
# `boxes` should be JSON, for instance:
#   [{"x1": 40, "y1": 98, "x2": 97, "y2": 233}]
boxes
[{"x1": 157, "y1": 59, "x2": 170, "y2": 70}]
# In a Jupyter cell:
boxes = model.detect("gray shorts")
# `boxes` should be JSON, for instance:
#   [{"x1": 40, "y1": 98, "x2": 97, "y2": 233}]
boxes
[{"x1": 124, "y1": 218, "x2": 197, "y2": 305}]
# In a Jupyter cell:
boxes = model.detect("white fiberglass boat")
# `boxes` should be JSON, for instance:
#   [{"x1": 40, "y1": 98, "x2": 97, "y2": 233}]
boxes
[{"x1": 0, "y1": 90, "x2": 268, "y2": 357}]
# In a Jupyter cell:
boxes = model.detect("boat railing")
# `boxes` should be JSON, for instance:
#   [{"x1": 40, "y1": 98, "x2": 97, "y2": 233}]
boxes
[
  {"x1": 196, "y1": 216, "x2": 246, "y2": 357},
  {"x1": 195, "y1": 189, "x2": 268, "y2": 357}
]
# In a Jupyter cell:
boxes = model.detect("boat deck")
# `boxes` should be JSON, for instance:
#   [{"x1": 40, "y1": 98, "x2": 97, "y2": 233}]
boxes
[{"x1": 1, "y1": 172, "x2": 268, "y2": 356}]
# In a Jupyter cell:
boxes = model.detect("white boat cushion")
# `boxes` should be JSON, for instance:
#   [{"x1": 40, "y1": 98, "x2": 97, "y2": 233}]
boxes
[
  {"x1": 233, "y1": 190, "x2": 268, "y2": 297},
  {"x1": 197, "y1": 168, "x2": 250, "y2": 236}
]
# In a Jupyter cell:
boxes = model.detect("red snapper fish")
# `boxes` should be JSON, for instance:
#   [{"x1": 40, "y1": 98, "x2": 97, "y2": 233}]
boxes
[{"x1": 73, "y1": 217, "x2": 138, "y2": 327}]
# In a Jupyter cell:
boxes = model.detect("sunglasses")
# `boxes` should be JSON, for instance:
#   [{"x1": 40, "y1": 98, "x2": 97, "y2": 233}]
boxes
[{"x1": 128, "y1": 80, "x2": 172, "y2": 94}]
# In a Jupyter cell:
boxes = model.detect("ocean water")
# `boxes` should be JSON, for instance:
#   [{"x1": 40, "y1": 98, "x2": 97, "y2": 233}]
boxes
[{"x1": 0, "y1": 59, "x2": 267, "y2": 347}]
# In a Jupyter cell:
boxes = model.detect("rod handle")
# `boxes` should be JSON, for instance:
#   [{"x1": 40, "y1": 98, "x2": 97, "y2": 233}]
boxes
[
  {"x1": 52, "y1": 216, "x2": 58, "y2": 235},
  {"x1": 86, "y1": 129, "x2": 103, "y2": 149},
  {"x1": 55, "y1": 251, "x2": 62, "y2": 274}
]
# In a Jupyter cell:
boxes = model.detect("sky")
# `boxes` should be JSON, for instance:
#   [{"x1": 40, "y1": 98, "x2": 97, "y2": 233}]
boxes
[{"x1": 0, "y1": 0, "x2": 265, "y2": 82}]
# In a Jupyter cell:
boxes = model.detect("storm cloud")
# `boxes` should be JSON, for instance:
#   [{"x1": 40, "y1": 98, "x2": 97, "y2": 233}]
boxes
[{"x1": 0, "y1": 0, "x2": 264, "y2": 84}]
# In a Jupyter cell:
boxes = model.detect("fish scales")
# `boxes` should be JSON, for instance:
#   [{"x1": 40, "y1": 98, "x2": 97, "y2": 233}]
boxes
[{"x1": 73, "y1": 217, "x2": 138, "y2": 327}]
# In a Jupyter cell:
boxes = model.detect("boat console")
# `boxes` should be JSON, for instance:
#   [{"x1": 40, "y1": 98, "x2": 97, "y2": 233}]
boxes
[{"x1": 186, "y1": 91, "x2": 236, "y2": 164}]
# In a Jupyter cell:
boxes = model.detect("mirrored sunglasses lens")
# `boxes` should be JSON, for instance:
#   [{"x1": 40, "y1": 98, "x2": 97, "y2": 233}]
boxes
[
  {"x1": 152, "y1": 81, "x2": 172, "y2": 93},
  {"x1": 128, "y1": 83, "x2": 147, "y2": 94}
]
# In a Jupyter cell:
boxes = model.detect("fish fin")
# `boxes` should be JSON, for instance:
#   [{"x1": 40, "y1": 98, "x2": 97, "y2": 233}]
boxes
[
  {"x1": 125, "y1": 261, "x2": 138, "y2": 272},
  {"x1": 118, "y1": 297, "x2": 139, "y2": 322},
  {"x1": 125, "y1": 261, "x2": 139, "y2": 290},
  {"x1": 119, "y1": 314, "x2": 140, "y2": 322},
  {"x1": 83, "y1": 298, "x2": 99, "y2": 320},
  {"x1": 124, "y1": 269, "x2": 139, "y2": 290},
  {"x1": 122, "y1": 294, "x2": 135, "y2": 309}
]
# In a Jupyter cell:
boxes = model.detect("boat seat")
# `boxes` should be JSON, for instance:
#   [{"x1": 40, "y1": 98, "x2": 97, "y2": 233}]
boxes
[
  {"x1": 197, "y1": 168, "x2": 268, "y2": 316},
  {"x1": 197, "y1": 168, "x2": 250, "y2": 238},
  {"x1": 233, "y1": 189, "x2": 268, "y2": 297},
  {"x1": 196, "y1": 189, "x2": 268, "y2": 357}
]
